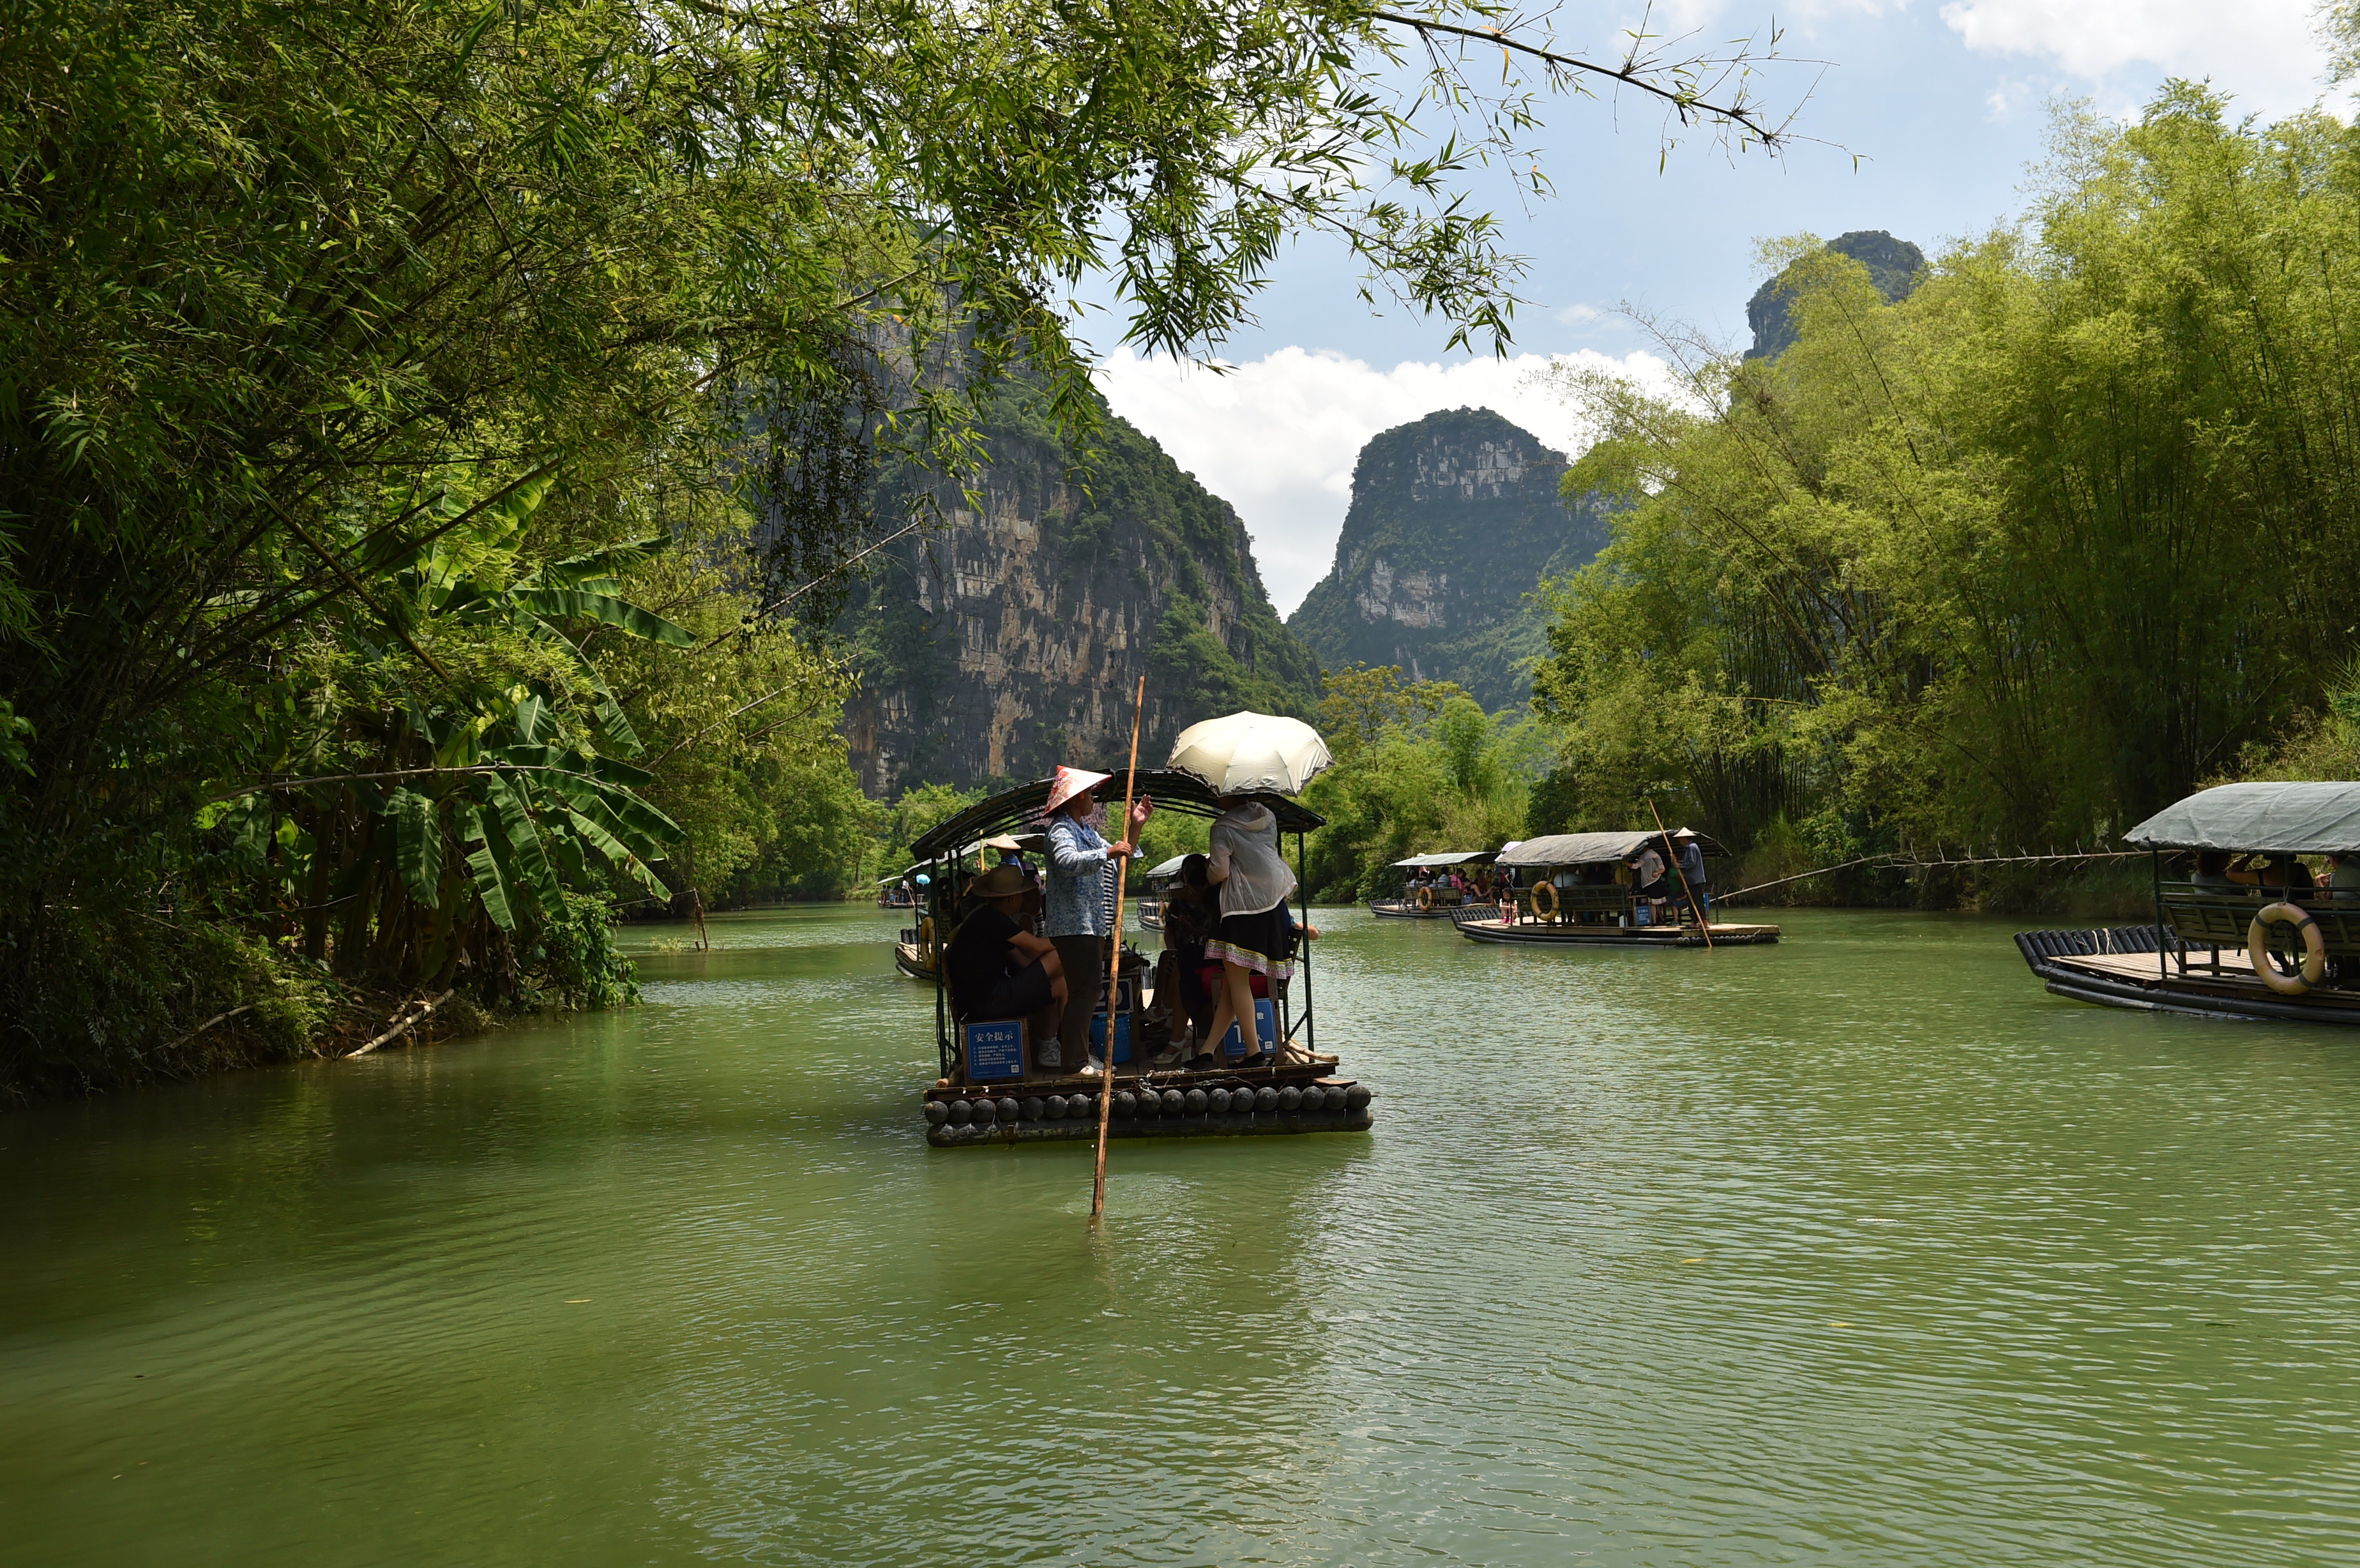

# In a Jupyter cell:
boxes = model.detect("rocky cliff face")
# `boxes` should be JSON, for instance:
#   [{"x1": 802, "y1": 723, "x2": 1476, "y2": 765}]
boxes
[
  {"x1": 1747, "y1": 230, "x2": 1925, "y2": 359},
  {"x1": 1285, "y1": 407, "x2": 1607, "y2": 711},
  {"x1": 836, "y1": 395, "x2": 1317, "y2": 793}
]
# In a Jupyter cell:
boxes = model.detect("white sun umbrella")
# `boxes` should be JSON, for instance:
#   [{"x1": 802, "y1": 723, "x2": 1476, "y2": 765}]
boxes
[{"x1": 1165, "y1": 711, "x2": 1333, "y2": 797}]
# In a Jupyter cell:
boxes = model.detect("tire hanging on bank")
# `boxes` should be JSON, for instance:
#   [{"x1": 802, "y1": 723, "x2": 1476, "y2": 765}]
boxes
[{"x1": 2248, "y1": 901, "x2": 2326, "y2": 995}]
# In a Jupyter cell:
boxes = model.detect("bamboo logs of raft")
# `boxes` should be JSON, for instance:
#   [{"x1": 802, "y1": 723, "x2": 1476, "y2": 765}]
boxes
[{"x1": 923, "y1": 1080, "x2": 1373, "y2": 1145}]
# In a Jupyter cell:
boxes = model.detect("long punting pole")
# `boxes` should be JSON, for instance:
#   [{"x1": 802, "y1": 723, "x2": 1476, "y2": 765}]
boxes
[
  {"x1": 1297, "y1": 829, "x2": 1313, "y2": 1054},
  {"x1": 1648, "y1": 798, "x2": 1713, "y2": 949},
  {"x1": 1090, "y1": 674, "x2": 1147, "y2": 1225}
]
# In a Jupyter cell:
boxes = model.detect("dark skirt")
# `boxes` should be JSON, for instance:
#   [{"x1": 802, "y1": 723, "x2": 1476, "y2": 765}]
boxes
[{"x1": 1207, "y1": 904, "x2": 1295, "y2": 980}]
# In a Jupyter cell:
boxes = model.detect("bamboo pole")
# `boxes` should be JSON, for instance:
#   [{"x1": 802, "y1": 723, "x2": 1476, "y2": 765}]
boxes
[
  {"x1": 1647, "y1": 798, "x2": 1713, "y2": 949},
  {"x1": 1091, "y1": 675, "x2": 1147, "y2": 1225}
]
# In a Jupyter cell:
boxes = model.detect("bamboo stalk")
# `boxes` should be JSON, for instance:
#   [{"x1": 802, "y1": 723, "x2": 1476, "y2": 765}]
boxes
[
  {"x1": 347, "y1": 989, "x2": 455, "y2": 1057},
  {"x1": 1091, "y1": 675, "x2": 1147, "y2": 1225}
]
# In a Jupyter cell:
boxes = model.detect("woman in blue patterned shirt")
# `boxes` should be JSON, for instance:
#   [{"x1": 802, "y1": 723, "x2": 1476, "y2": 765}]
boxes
[{"x1": 1040, "y1": 766, "x2": 1151, "y2": 1076}]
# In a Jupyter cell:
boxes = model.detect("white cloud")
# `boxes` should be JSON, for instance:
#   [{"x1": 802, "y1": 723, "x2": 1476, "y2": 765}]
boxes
[
  {"x1": 1094, "y1": 345, "x2": 1674, "y2": 618},
  {"x1": 1938, "y1": 0, "x2": 2333, "y2": 114}
]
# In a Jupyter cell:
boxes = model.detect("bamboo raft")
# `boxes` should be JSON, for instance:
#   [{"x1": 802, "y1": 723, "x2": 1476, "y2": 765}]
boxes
[
  {"x1": 904, "y1": 767, "x2": 1371, "y2": 1147},
  {"x1": 2018, "y1": 926, "x2": 2360, "y2": 1024},
  {"x1": 923, "y1": 1066, "x2": 1373, "y2": 1146},
  {"x1": 893, "y1": 926, "x2": 935, "y2": 981},
  {"x1": 2020, "y1": 783, "x2": 2360, "y2": 1026},
  {"x1": 1453, "y1": 908, "x2": 1782, "y2": 946},
  {"x1": 1370, "y1": 849, "x2": 1496, "y2": 919},
  {"x1": 1455, "y1": 829, "x2": 1780, "y2": 949}
]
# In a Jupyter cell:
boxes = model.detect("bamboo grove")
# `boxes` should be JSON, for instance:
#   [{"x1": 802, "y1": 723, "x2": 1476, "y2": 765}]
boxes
[
  {"x1": 1529, "y1": 87, "x2": 2360, "y2": 887},
  {"x1": 0, "y1": 0, "x2": 1797, "y2": 1093}
]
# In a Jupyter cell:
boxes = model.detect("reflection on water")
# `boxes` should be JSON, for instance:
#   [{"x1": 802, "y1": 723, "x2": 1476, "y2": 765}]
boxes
[{"x1": 6, "y1": 905, "x2": 2360, "y2": 1565}]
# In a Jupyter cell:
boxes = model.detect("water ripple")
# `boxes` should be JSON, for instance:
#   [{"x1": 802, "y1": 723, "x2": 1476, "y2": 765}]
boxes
[{"x1": 5, "y1": 907, "x2": 2360, "y2": 1565}]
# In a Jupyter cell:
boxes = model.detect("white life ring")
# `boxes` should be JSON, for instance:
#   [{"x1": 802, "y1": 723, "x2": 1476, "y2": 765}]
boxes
[{"x1": 2248, "y1": 901, "x2": 2326, "y2": 995}]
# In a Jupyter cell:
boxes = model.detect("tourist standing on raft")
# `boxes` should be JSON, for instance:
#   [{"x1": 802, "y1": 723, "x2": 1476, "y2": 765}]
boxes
[
  {"x1": 1197, "y1": 794, "x2": 1297, "y2": 1068},
  {"x1": 1041, "y1": 765, "x2": 1151, "y2": 1076}
]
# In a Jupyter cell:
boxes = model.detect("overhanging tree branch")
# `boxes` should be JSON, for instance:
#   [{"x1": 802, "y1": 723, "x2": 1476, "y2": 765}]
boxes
[{"x1": 1370, "y1": 8, "x2": 1803, "y2": 148}]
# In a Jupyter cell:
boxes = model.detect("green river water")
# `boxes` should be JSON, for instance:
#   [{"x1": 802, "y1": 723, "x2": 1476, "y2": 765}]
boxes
[{"x1": 6, "y1": 905, "x2": 2360, "y2": 1565}]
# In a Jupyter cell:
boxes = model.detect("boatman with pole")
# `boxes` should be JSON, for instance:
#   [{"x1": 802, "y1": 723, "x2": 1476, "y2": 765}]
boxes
[{"x1": 1042, "y1": 763, "x2": 1150, "y2": 1076}]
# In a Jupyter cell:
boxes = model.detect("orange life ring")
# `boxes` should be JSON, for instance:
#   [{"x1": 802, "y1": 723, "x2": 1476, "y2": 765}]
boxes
[
  {"x1": 1416, "y1": 885, "x2": 1434, "y2": 911},
  {"x1": 2250, "y1": 902, "x2": 2326, "y2": 995},
  {"x1": 1529, "y1": 880, "x2": 1559, "y2": 919}
]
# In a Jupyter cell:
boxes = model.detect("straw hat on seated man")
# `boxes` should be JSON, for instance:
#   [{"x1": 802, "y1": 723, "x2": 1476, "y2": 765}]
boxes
[{"x1": 944, "y1": 864, "x2": 1066, "y2": 1069}]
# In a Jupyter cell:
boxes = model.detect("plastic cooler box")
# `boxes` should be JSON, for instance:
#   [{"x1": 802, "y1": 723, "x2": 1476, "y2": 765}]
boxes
[
  {"x1": 1220, "y1": 998, "x2": 1280, "y2": 1058},
  {"x1": 1087, "y1": 1009, "x2": 1132, "y2": 1065}
]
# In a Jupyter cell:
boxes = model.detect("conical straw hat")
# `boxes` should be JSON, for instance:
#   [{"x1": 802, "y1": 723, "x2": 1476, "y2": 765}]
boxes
[{"x1": 1042, "y1": 765, "x2": 1113, "y2": 816}]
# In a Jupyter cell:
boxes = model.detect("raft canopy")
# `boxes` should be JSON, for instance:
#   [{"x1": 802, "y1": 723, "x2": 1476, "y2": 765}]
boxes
[
  {"x1": 2125, "y1": 781, "x2": 2360, "y2": 854},
  {"x1": 911, "y1": 768, "x2": 1326, "y2": 860},
  {"x1": 1143, "y1": 855, "x2": 1191, "y2": 880},
  {"x1": 1498, "y1": 828, "x2": 1727, "y2": 866},
  {"x1": 1391, "y1": 850, "x2": 1499, "y2": 868}
]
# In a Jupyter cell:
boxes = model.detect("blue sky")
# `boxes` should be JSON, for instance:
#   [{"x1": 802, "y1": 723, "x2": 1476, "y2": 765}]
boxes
[{"x1": 1091, "y1": 0, "x2": 2344, "y2": 614}]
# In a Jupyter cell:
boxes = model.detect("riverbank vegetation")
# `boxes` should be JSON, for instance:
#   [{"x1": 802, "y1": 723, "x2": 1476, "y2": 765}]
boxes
[
  {"x1": 1299, "y1": 666, "x2": 1550, "y2": 900},
  {"x1": 3, "y1": 0, "x2": 1777, "y2": 1096},
  {"x1": 1522, "y1": 86, "x2": 2360, "y2": 909}
]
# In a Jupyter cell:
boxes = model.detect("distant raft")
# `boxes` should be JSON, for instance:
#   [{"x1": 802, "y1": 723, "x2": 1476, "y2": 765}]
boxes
[
  {"x1": 1368, "y1": 850, "x2": 1497, "y2": 919},
  {"x1": 1453, "y1": 831, "x2": 1780, "y2": 947}
]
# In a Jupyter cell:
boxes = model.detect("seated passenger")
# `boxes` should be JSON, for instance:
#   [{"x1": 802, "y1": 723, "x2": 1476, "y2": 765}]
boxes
[
  {"x1": 2219, "y1": 852, "x2": 2273, "y2": 888},
  {"x1": 945, "y1": 864, "x2": 1066, "y2": 1063},
  {"x1": 2327, "y1": 852, "x2": 2360, "y2": 900},
  {"x1": 2191, "y1": 850, "x2": 2239, "y2": 891},
  {"x1": 2205, "y1": 851, "x2": 2314, "y2": 898},
  {"x1": 1151, "y1": 856, "x2": 1220, "y2": 1064}
]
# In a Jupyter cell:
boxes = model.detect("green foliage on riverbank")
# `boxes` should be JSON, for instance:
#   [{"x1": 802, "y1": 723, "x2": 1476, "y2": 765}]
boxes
[
  {"x1": 6, "y1": 0, "x2": 1635, "y2": 1095},
  {"x1": 1529, "y1": 86, "x2": 2360, "y2": 886},
  {"x1": 1301, "y1": 666, "x2": 1548, "y2": 899}
]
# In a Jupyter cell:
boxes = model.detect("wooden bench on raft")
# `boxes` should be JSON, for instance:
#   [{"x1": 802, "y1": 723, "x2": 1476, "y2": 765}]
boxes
[
  {"x1": 1507, "y1": 884, "x2": 1666, "y2": 926},
  {"x1": 2158, "y1": 888, "x2": 2360, "y2": 976}
]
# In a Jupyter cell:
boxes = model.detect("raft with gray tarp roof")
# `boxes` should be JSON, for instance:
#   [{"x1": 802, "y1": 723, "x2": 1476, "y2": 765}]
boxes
[
  {"x1": 2018, "y1": 781, "x2": 2360, "y2": 1023},
  {"x1": 1452, "y1": 829, "x2": 1781, "y2": 947},
  {"x1": 1369, "y1": 850, "x2": 1499, "y2": 919}
]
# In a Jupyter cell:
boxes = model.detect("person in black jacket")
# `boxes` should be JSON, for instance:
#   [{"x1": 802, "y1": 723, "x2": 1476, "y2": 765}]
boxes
[
  {"x1": 1150, "y1": 855, "x2": 1220, "y2": 1065},
  {"x1": 945, "y1": 865, "x2": 1066, "y2": 1067}
]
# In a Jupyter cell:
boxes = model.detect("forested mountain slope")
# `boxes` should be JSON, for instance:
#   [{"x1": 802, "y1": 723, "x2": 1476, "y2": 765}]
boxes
[
  {"x1": 836, "y1": 391, "x2": 1318, "y2": 792},
  {"x1": 1286, "y1": 407, "x2": 1607, "y2": 711}
]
